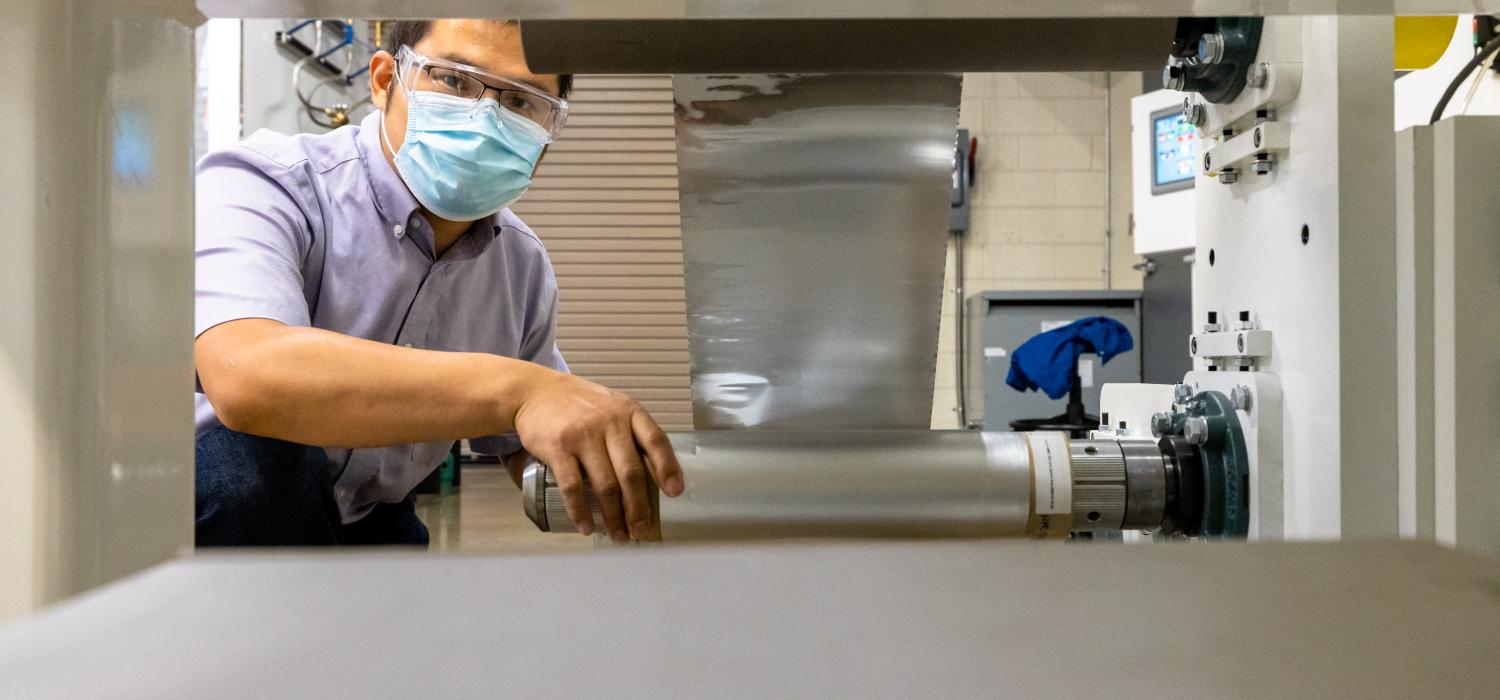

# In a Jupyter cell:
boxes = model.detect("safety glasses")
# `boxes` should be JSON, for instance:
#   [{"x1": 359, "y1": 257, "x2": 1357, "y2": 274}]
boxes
[{"x1": 394, "y1": 46, "x2": 569, "y2": 141}]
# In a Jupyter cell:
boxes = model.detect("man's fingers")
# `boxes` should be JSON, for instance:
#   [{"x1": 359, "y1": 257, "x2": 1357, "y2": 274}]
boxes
[
  {"x1": 579, "y1": 442, "x2": 629, "y2": 544},
  {"x1": 549, "y1": 454, "x2": 594, "y2": 536},
  {"x1": 605, "y1": 429, "x2": 651, "y2": 540},
  {"x1": 632, "y1": 409, "x2": 683, "y2": 497}
]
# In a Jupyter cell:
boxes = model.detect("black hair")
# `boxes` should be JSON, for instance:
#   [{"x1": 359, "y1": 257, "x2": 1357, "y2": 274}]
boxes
[{"x1": 382, "y1": 20, "x2": 572, "y2": 98}]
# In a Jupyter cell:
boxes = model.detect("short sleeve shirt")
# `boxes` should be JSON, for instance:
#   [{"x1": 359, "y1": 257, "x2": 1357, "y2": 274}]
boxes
[{"x1": 194, "y1": 111, "x2": 566, "y2": 523}]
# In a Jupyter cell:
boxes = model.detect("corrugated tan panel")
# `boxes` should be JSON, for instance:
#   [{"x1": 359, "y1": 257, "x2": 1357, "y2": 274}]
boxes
[{"x1": 509, "y1": 74, "x2": 692, "y2": 431}]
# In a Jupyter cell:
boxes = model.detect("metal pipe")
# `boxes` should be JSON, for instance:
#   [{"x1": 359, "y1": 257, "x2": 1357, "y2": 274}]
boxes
[
  {"x1": 1104, "y1": 74, "x2": 1114, "y2": 288},
  {"x1": 953, "y1": 231, "x2": 968, "y2": 429},
  {"x1": 523, "y1": 430, "x2": 1183, "y2": 541}
]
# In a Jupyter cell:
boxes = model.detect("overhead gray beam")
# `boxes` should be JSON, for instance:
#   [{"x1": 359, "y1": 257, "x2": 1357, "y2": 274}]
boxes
[
  {"x1": 522, "y1": 19, "x2": 1177, "y2": 74},
  {"x1": 201, "y1": 1, "x2": 1500, "y2": 20}
]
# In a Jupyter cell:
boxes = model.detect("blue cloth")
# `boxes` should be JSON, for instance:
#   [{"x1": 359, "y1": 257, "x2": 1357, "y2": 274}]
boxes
[
  {"x1": 1005, "y1": 317, "x2": 1134, "y2": 400},
  {"x1": 196, "y1": 425, "x2": 429, "y2": 547}
]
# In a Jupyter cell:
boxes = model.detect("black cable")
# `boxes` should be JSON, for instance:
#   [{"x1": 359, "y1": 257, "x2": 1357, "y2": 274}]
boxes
[{"x1": 1430, "y1": 31, "x2": 1500, "y2": 125}]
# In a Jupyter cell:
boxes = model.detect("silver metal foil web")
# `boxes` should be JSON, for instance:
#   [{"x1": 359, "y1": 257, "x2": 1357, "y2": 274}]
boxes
[{"x1": 674, "y1": 73, "x2": 962, "y2": 429}]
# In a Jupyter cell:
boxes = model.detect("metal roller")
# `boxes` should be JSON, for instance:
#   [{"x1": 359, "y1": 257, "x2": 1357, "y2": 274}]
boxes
[{"x1": 522, "y1": 414, "x2": 1249, "y2": 541}]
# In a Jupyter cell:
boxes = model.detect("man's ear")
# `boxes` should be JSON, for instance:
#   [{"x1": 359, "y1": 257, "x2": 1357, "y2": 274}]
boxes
[{"x1": 369, "y1": 50, "x2": 397, "y2": 111}]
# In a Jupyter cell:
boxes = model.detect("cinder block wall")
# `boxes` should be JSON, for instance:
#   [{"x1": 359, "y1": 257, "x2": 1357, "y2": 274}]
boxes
[{"x1": 932, "y1": 72, "x2": 1143, "y2": 429}]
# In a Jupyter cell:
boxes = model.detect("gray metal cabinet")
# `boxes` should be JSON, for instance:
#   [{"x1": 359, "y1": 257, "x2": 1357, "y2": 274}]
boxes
[{"x1": 975, "y1": 291, "x2": 1143, "y2": 431}]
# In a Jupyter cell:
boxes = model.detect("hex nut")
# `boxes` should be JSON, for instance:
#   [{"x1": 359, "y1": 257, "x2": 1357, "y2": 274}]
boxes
[
  {"x1": 1183, "y1": 416, "x2": 1209, "y2": 444},
  {"x1": 1151, "y1": 411, "x2": 1174, "y2": 437},
  {"x1": 1197, "y1": 33, "x2": 1227, "y2": 64}
]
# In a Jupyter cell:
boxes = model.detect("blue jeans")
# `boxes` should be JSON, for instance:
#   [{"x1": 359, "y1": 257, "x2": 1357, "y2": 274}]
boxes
[{"x1": 195, "y1": 425, "x2": 429, "y2": 547}]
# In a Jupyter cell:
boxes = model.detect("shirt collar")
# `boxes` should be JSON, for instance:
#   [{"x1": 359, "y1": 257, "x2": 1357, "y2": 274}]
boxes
[
  {"x1": 357, "y1": 111, "x2": 422, "y2": 239},
  {"x1": 356, "y1": 111, "x2": 502, "y2": 257}
]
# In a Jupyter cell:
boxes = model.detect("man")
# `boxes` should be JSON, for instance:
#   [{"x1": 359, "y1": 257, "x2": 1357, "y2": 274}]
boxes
[{"x1": 194, "y1": 19, "x2": 682, "y2": 547}]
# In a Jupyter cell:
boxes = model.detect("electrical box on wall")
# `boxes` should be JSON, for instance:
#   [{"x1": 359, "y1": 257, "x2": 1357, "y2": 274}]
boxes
[{"x1": 1132, "y1": 89, "x2": 1198, "y2": 255}]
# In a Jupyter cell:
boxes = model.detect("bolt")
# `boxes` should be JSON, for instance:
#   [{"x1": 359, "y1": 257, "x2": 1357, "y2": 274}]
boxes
[
  {"x1": 1247, "y1": 62, "x2": 1270, "y2": 88},
  {"x1": 1190, "y1": 337, "x2": 1199, "y2": 354},
  {"x1": 1197, "y1": 33, "x2": 1227, "y2": 64},
  {"x1": 1183, "y1": 99, "x2": 1206, "y2": 127},
  {"x1": 1237, "y1": 334, "x2": 1246, "y2": 352},
  {"x1": 1173, "y1": 383, "x2": 1194, "y2": 405},
  {"x1": 1152, "y1": 411, "x2": 1174, "y2": 437},
  {"x1": 1253, "y1": 159, "x2": 1275, "y2": 176},
  {"x1": 1163, "y1": 64, "x2": 1187, "y2": 91},
  {"x1": 1183, "y1": 416, "x2": 1209, "y2": 444},
  {"x1": 1220, "y1": 169, "x2": 1240, "y2": 185},
  {"x1": 1253, "y1": 128, "x2": 1262, "y2": 148},
  {"x1": 1230, "y1": 386, "x2": 1254, "y2": 412}
]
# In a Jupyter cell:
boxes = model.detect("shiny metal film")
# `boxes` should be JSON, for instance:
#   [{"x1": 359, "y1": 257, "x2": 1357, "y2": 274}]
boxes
[{"x1": 673, "y1": 73, "x2": 962, "y2": 430}]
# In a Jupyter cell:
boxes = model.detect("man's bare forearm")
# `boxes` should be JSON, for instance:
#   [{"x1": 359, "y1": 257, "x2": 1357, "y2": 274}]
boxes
[{"x1": 196, "y1": 318, "x2": 555, "y2": 448}]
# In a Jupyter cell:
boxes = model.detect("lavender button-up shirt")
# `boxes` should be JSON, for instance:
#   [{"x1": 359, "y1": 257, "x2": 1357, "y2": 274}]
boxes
[{"x1": 195, "y1": 111, "x2": 567, "y2": 523}]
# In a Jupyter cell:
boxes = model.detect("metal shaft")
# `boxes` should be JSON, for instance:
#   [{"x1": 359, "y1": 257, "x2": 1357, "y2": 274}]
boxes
[{"x1": 523, "y1": 430, "x2": 1180, "y2": 540}]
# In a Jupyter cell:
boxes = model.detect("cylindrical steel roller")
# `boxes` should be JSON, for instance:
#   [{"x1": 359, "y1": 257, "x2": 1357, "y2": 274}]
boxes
[
  {"x1": 656, "y1": 430, "x2": 1034, "y2": 540},
  {"x1": 523, "y1": 430, "x2": 1189, "y2": 541},
  {"x1": 526, "y1": 431, "x2": 1036, "y2": 539}
]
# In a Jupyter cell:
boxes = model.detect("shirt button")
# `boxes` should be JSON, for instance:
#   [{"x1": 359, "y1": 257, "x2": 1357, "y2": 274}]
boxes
[
  {"x1": 392, "y1": 224, "x2": 403, "y2": 235},
  {"x1": 402, "y1": 342, "x2": 414, "y2": 348}
]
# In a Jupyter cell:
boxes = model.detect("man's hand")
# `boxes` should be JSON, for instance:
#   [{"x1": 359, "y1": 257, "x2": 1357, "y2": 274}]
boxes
[{"x1": 513, "y1": 369, "x2": 684, "y2": 543}]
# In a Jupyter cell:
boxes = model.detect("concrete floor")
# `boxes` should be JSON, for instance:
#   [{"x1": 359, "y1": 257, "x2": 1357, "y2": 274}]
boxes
[{"x1": 413, "y1": 465, "x2": 594, "y2": 554}]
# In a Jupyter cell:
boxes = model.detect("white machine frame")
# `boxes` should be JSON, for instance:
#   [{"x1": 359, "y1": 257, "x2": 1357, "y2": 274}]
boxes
[{"x1": 1108, "y1": 17, "x2": 1398, "y2": 541}]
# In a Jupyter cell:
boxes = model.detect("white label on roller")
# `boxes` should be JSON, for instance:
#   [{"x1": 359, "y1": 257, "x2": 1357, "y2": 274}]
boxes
[
  {"x1": 1040, "y1": 319, "x2": 1073, "y2": 333},
  {"x1": 1078, "y1": 357, "x2": 1094, "y2": 388},
  {"x1": 983, "y1": 346, "x2": 1008, "y2": 358},
  {"x1": 1026, "y1": 432, "x2": 1072, "y2": 515}
]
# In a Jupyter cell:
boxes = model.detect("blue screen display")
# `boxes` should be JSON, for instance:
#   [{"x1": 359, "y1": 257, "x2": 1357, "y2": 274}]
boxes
[{"x1": 1153, "y1": 112, "x2": 1197, "y2": 190}]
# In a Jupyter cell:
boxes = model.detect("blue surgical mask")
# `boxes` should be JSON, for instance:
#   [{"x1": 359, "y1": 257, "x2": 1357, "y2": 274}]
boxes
[{"x1": 382, "y1": 90, "x2": 548, "y2": 222}]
